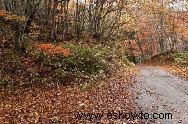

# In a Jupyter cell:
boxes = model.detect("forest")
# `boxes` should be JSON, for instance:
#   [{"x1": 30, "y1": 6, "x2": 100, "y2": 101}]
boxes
[{"x1": 0, "y1": 0, "x2": 187, "y2": 123}]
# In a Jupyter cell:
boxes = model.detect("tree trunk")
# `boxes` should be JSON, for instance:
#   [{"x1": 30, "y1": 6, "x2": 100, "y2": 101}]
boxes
[{"x1": 50, "y1": 0, "x2": 58, "y2": 42}]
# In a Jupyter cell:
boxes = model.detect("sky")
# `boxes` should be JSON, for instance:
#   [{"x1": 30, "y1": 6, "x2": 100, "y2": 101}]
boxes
[
  {"x1": 76, "y1": 0, "x2": 188, "y2": 11},
  {"x1": 169, "y1": 0, "x2": 188, "y2": 11}
]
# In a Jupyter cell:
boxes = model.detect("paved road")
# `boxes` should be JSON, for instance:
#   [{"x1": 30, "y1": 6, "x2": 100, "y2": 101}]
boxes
[{"x1": 133, "y1": 66, "x2": 188, "y2": 124}]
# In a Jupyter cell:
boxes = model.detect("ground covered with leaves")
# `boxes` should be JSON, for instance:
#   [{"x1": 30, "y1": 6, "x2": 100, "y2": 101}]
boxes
[{"x1": 0, "y1": 67, "x2": 143, "y2": 124}]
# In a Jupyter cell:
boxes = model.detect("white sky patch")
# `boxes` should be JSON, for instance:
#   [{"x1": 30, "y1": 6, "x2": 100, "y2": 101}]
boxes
[
  {"x1": 75, "y1": 0, "x2": 188, "y2": 11},
  {"x1": 169, "y1": 0, "x2": 188, "y2": 11}
]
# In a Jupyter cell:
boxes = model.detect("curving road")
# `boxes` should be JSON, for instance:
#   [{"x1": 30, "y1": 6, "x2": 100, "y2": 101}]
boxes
[{"x1": 133, "y1": 66, "x2": 188, "y2": 124}]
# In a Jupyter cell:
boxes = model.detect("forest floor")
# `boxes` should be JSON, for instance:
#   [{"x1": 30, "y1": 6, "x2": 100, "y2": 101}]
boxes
[
  {"x1": 0, "y1": 67, "x2": 144, "y2": 124},
  {"x1": 133, "y1": 66, "x2": 188, "y2": 124}
]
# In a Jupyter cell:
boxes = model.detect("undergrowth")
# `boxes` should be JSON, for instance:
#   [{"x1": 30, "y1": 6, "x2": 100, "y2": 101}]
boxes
[{"x1": 0, "y1": 40, "x2": 134, "y2": 89}]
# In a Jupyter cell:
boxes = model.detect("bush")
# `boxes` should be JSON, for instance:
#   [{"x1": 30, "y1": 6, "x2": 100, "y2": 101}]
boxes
[
  {"x1": 41, "y1": 44, "x2": 106, "y2": 75},
  {"x1": 28, "y1": 42, "x2": 133, "y2": 84},
  {"x1": 174, "y1": 51, "x2": 188, "y2": 66}
]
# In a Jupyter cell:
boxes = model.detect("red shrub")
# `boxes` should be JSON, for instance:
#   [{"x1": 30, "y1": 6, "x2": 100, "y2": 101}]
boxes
[
  {"x1": 37, "y1": 43, "x2": 53, "y2": 51},
  {"x1": 36, "y1": 44, "x2": 70, "y2": 57}
]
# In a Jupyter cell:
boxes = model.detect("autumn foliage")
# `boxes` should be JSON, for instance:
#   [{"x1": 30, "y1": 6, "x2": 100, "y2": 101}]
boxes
[
  {"x1": 36, "y1": 43, "x2": 70, "y2": 57},
  {"x1": 0, "y1": 10, "x2": 7, "y2": 17}
]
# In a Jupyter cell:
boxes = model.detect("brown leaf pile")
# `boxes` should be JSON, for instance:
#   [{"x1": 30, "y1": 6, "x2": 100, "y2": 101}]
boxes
[{"x1": 0, "y1": 68, "x2": 143, "y2": 124}]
